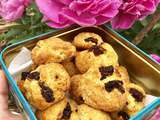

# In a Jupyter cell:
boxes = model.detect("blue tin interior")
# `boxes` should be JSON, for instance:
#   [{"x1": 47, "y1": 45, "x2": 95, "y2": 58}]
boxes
[{"x1": 0, "y1": 26, "x2": 159, "y2": 120}]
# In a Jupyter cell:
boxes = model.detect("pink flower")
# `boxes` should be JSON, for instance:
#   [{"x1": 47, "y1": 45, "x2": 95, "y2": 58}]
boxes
[
  {"x1": 35, "y1": 0, "x2": 122, "y2": 28},
  {"x1": 150, "y1": 54, "x2": 160, "y2": 63},
  {"x1": 0, "y1": 0, "x2": 31, "y2": 22},
  {"x1": 111, "y1": 0, "x2": 159, "y2": 29}
]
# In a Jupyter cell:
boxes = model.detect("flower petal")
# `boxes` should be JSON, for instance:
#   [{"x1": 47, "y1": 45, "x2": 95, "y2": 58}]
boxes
[
  {"x1": 35, "y1": 0, "x2": 64, "y2": 22},
  {"x1": 61, "y1": 8, "x2": 96, "y2": 26},
  {"x1": 111, "y1": 13, "x2": 137, "y2": 29}
]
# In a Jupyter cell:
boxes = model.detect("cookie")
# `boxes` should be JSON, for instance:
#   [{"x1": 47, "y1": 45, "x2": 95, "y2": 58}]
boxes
[
  {"x1": 36, "y1": 98, "x2": 67, "y2": 120},
  {"x1": 32, "y1": 37, "x2": 76, "y2": 65},
  {"x1": 124, "y1": 83, "x2": 145, "y2": 116},
  {"x1": 70, "y1": 75, "x2": 84, "y2": 104},
  {"x1": 23, "y1": 63, "x2": 70, "y2": 110},
  {"x1": 36, "y1": 98, "x2": 78, "y2": 120},
  {"x1": 79, "y1": 65, "x2": 127, "y2": 112},
  {"x1": 78, "y1": 104, "x2": 111, "y2": 120},
  {"x1": 61, "y1": 57, "x2": 80, "y2": 76},
  {"x1": 75, "y1": 43, "x2": 119, "y2": 73},
  {"x1": 73, "y1": 32, "x2": 103, "y2": 49}
]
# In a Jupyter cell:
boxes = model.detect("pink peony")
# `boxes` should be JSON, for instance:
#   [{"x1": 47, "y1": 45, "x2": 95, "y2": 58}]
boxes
[
  {"x1": 111, "y1": 0, "x2": 160, "y2": 29},
  {"x1": 35, "y1": 0, "x2": 122, "y2": 28},
  {"x1": 0, "y1": 0, "x2": 31, "y2": 22},
  {"x1": 150, "y1": 54, "x2": 160, "y2": 63}
]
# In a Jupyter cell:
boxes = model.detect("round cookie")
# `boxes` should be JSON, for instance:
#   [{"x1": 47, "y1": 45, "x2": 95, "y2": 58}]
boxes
[
  {"x1": 75, "y1": 43, "x2": 119, "y2": 73},
  {"x1": 79, "y1": 65, "x2": 128, "y2": 112},
  {"x1": 23, "y1": 63, "x2": 70, "y2": 110},
  {"x1": 32, "y1": 37, "x2": 76, "y2": 65},
  {"x1": 70, "y1": 75, "x2": 84, "y2": 104},
  {"x1": 36, "y1": 98, "x2": 67, "y2": 120},
  {"x1": 73, "y1": 32, "x2": 103, "y2": 49},
  {"x1": 36, "y1": 98, "x2": 78, "y2": 120},
  {"x1": 124, "y1": 83, "x2": 145, "y2": 116},
  {"x1": 61, "y1": 57, "x2": 80, "y2": 77}
]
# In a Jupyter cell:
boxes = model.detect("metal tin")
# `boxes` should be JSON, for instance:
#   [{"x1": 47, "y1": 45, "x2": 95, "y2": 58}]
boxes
[{"x1": 0, "y1": 25, "x2": 160, "y2": 120}]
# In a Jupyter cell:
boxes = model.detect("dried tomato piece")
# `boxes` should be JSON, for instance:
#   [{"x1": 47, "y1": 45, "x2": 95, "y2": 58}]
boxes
[
  {"x1": 61, "y1": 103, "x2": 72, "y2": 119},
  {"x1": 99, "y1": 66, "x2": 114, "y2": 80},
  {"x1": 105, "y1": 80, "x2": 125, "y2": 94},
  {"x1": 39, "y1": 82, "x2": 55, "y2": 103},
  {"x1": 129, "y1": 88, "x2": 144, "y2": 102},
  {"x1": 88, "y1": 45, "x2": 105, "y2": 56},
  {"x1": 21, "y1": 72, "x2": 30, "y2": 80},
  {"x1": 118, "y1": 111, "x2": 130, "y2": 120},
  {"x1": 28, "y1": 72, "x2": 40, "y2": 80},
  {"x1": 84, "y1": 37, "x2": 98, "y2": 44}
]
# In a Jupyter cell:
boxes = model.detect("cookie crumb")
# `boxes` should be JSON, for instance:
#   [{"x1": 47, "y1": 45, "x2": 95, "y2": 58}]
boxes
[
  {"x1": 118, "y1": 111, "x2": 130, "y2": 120},
  {"x1": 99, "y1": 66, "x2": 114, "y2": 80},
  {"x1": 39, "y1": 82, "x2": 55, "y2": 103},
  {"x1": 129, "y1": 88, "x2": 144, "y2": 102},
  {"x1": 62, "y1": 102, "x2": 72, "y2": 119},
  {"x1": 104, "y1": 80, "x2": 125, "y2": 94}
]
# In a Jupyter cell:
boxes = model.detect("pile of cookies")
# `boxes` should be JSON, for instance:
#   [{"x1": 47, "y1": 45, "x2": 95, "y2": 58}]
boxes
[{"x1": 18, "y1": 32, "x2": 146, "y2": 120}]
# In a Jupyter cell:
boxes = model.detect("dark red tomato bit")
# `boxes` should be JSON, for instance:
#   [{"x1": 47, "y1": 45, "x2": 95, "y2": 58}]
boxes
[
  {"x1": 28, "y1": 72, "x2": 40, "y2": 80},
  {"x1": 39, "y1": 82, "x2": 55, "y2": 103},
  {"x1": 99, "y1": 66, "x2": 114, "y2": 80},
  {"x1": 21, "y1": 72, "x2": 30, "y2": 80},
  {"x1": 61, "y1": 102, "x2": 72, "y2": 119},
  {"x1": 84, "y1": 37, "x2": 98, "y2": 44},
  {"x1": 104, "y1": 80, "x2": 125, "y2": 94},
  {"x1": 88, "y1": 45, "x2": 105, "y2": 56},
  {"x1": 118, "y1": 111, "x2": 130, "y2": 120},
  {"x1": 129, "y1": 88, "x2": 144, "y2": 102}
]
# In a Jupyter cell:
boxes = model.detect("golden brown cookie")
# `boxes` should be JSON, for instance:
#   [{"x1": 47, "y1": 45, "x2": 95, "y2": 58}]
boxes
[
  {"x1": 32, "y1": 37, "x2": 76, "y2": 65},
  {"x1": 73, "y1": 32, "x2": 103, "y2": 49},
  {"x1": 23, "y1": 63, "x2": 70, "y2": 110},
  {"x1": 36, "y1": 98, "x2": 67, "y2": 120},
  {"x1": 36, "y1": 98, "x2": 78, "y2": 120},
  {"x1": 124, "y1": 83, "x2": 145, "y2": 116},
  {"x1": 111, "y1": 83, "x2": 145, "y2": 120},
  {"x1": 77, "y1": 104, "x2": 111, "y2": 120},
  {"x1": 79, "y1": 65, "x2": 127, "y2": 112},
  {"x1": 61, "y1": 57, "x2": 80, "y2": 76},
  {"x1": 75, "y1": 43, "x2": 119, "y2": 73}
]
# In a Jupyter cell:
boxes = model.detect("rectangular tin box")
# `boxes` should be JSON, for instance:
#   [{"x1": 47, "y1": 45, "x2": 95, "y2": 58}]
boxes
[{"x1": 0, "y1": 25, "x2": 160, "y2": 120}]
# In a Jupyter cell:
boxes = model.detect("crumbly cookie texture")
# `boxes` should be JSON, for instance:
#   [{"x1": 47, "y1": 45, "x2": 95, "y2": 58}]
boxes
[
  {"x1": 32, "y1": 37, "x2": 76, "y2": 65},
  {"x1": 75, "y1": 43, "x2": 119, "y2": 73},
  {"x1": 73, "y1": 32, "x2": 103, "y2": 49},
  {"x1": 23, "y1": 63, "x2": 70, "y2": 110},
  {"x1": 79, "y1": 65, "x2": 128, "y2": 112}
]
